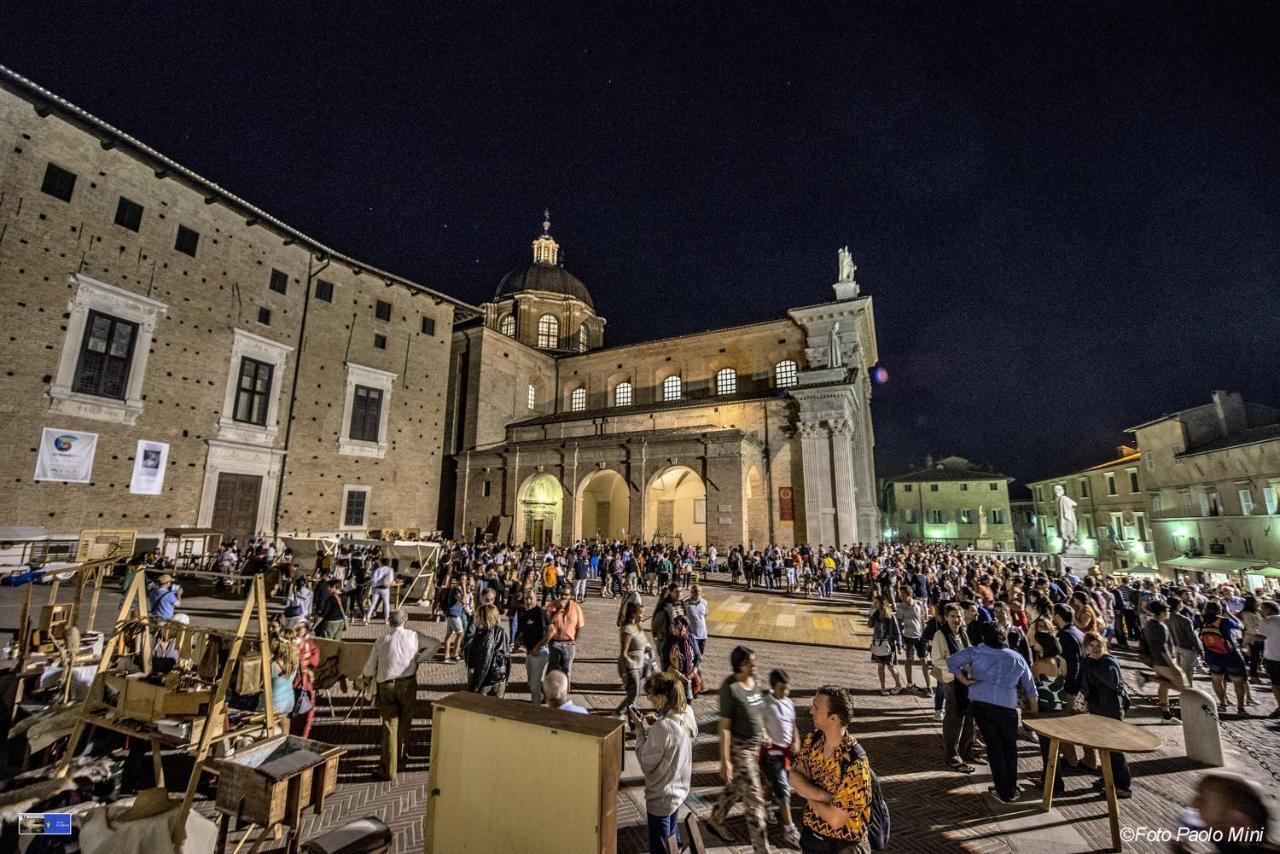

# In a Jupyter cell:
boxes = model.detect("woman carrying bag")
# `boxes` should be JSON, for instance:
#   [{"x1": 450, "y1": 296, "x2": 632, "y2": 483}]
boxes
[
  {"x1": 869, "y1": 598, "x2": 904, "y2": 694},
  {"x1": 465, "y1": 603, "x2": 510, "y2": 697}
]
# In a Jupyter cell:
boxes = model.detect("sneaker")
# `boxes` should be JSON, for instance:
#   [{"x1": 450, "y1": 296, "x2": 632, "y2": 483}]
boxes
[
  {"x1": 987, "y1": 785, "x2": 1019, "y2": 804},
  {"x1": 933, "y1": 710, "x2": 945, "y2": 722},
  {"x1": 704, "y1": 815, "x2": 734, "y2": 842},
  {"x1": 1161, "y1": 711, "x2": 1174, "y2": 724},
  {"x1": 782, "y1": 824, "x2": 801, "y2": 847}
]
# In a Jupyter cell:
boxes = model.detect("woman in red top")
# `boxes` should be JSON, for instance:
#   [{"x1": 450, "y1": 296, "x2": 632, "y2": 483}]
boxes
[{"x1": 289, "y1": 615, "x2": 321, "y2": 737}]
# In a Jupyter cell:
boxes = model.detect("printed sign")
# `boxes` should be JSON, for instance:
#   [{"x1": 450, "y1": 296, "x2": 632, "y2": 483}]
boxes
[
  {"x1": 778, "y1": 486, "x2": 794, "y2": 522},
  {"x1": 129, "y1": 440, "x2": 170, "y2": 495},
  {"x1": 33, "y1": 428, "x2": 98, "y2": 483}
]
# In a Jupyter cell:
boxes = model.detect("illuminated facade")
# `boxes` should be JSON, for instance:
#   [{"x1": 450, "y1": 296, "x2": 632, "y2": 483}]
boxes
[{"x1": 880, "y1": 456, "x2": 1015, "y2": 550}]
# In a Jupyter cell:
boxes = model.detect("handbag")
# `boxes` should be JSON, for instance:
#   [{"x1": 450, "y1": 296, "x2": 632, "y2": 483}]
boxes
[
  {"x1": 293, "y1": 687, "x2": 314, "y2": 716},
  {"x1": 870, "y1": 641, "x2": 892, "y2": 657}
]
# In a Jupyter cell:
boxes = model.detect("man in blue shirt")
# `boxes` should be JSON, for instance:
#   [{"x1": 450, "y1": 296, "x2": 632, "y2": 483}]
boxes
[
  {"x1": 542, "y1": 669, "x2": 588, "y2": 714},
  {"x1": 948, "y1": 622, "x2": 1039, "y2": 803},
  {"x1": 147, "y1": 573, "x2": 179, "y2": 619}
]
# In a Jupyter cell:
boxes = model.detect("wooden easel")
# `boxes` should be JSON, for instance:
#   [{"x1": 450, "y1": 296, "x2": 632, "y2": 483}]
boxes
[
  {"x1": 394, "y1": 543, "x2": 442, "y2": 609},
  {"x1": 56, "y1": 573, "x2": 277, "y2": 847}
]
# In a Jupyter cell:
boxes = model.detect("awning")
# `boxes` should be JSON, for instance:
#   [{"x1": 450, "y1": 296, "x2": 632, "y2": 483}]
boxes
[
  {"x1": 1244, "y1": 566, "x2": 1280, "y2": 579},
  {"x1": 1160, "y1": 556, "x2": 1268, "y2": 574},
  {"x1": 1114, "y1": 565, "x2": 1160, "y2": 574}
]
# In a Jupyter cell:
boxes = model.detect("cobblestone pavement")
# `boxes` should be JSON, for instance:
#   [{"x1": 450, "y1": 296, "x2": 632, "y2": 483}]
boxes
[{"x1": 2, "y1": 575, "x2": 1277, "y2": 853}]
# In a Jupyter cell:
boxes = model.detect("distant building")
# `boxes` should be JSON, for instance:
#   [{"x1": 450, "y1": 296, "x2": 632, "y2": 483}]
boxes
[
  {"x1": 1026, "y1": 446, "x2": 1155, "y2": 574},
  {"x1": 1127, "y1": 391, "x2": 1280, "y2": 591},
  {"x1": 1009, "y1": 493, "x2": 1041, "y2": 553},
  {"x1": 880, "y1": 456, "x2": 1015, "y2": 550}
]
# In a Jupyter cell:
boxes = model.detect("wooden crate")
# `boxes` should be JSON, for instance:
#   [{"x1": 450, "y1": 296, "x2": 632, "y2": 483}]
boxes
[
  {"x1": 118, "y1": 674, "x2": 211, "y2": 722},
  {"x1": 214, "y1": 735, "x2": 342, "y2": 826},
  {"x1": 424, "y1": 692, "x2": 623, "y2": 854}
]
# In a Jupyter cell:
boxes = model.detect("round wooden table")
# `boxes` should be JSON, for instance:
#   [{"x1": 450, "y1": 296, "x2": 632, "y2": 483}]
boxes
[{"x1": 1023, "y1": 713, "x2": 1163, "y2": 852}]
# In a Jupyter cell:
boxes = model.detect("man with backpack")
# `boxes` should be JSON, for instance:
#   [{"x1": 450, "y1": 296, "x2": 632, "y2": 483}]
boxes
[{"x1": 789, "y1": 684, "x2": 884, "y2": 853}]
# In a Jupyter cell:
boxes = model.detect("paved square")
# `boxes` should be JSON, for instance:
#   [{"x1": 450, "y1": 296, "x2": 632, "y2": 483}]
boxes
[{"x1": 706, "y1": 591, "x2": 873, "y2": 649}]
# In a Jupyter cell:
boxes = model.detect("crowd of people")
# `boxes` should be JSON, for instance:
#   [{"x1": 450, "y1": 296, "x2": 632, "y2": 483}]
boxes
[{"x1": 138, "y1": 535, "x2": 1279, "y2": 853}]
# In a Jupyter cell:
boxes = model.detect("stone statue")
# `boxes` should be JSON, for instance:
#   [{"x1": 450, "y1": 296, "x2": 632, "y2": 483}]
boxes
[
  {"x1": 829, "y1": 322, "x2": 843, "y2": 368},
  {"x1": 1054, "y1": 484, "x2": 1078, "y2": 547},
  {"x1": 838, "y1": 246, "x2": 856, "y2": 282},
  {"x1": 978, "y1": 504, "x2": 988, "y2": 537}
]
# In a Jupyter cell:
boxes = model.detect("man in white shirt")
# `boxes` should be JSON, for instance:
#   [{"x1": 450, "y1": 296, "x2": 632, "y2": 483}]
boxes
[
  {"x1": 1257, "y1": 600, "x2": 1280, "y2": 719},
  {"x1": 685, "y1": 584, "x2": 709, "y2": 661},
  {"x1": 364, "y1": 558, "x2": 395, "y2": 624},
  {"x1": 361, "y1": 609, "x2": 431, "y2": 780},
  {"x1": 762, "y1": 668, "x2": 800, "y2": 847}
]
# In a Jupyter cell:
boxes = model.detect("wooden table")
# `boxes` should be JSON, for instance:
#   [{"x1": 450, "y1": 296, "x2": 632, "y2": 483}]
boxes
[{"x1": 1024, "y1": 713, "x2": 1162, "y2": 852}]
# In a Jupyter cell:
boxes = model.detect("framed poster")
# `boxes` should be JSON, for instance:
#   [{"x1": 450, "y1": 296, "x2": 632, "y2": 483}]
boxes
[
  {"x1": 129, "y1": 440, "x2": 170, "y2": 495},
  {"x1": 778, "y1": 486, "x2": 795, "y2": 522},
  {"x1": 694, "y1": 499, "x2": 706, "y2": 524},
  {"x1": 34, "y1": 428, "x2": 99, "y2": 483}
]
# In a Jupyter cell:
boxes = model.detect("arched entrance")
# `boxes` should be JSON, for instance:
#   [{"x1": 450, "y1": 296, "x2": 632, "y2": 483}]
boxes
[
  {"x1": 576, "y1": 469, "x2": 630, "y2": 542},
  {"x1": 644, "y1": 466, "x2": 706, "y2": 548},
  {"x1": 516, "y1": 473, "x2": 564, "y2": 548}
]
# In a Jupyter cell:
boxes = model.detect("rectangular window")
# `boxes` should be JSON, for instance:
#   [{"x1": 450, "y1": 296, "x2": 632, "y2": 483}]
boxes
[
  {"x1": 927, "y1": 509, "x2": 946, "y2": 524},
  {"x1": 343, "y1": 488, "x2": 368, "y2": 528},
  {"x1": 989, "y1": 482, "x2": 998, "y2": 491},
  {"x1": 482, "y1": 480, "x2": 492, "y2": 497},
  {"x1": 375, "y1": 300, "x2": 392, "y2": 322},
  {"x1": 527, "y1": 383, "x2": 536, "y2": 411},
  {"x1": 1144, "y1": 454, "x2": 1154, "y2": 472},
  {"x1": 40, "y1": 162, "x2": 76, "y2": 201},
  {"x1": 960, "y1": 483, "x2": 969, "y2": 491},
  {"x1": 1198, "y1": 492, "x2": 1211, "y2": 516},
  {"x1": 1078, "y1": 477, "x2": 1090, "y2": 498},
  {"x1": 269, "y1": 269, "x2": 288, "y2": 294},
  {"x1": 929, "y1": 484, "x2": 939, "y2": 492},
  {"x1": 232, "y1": 357, "x2": 273, "y2": 426},
  {"x1": 1106, "y1": 472, "x2": 1117, "y2": 496},
  {"x1": 902, "y1": 509, "x2": 916, "y2": 523},
  {"x1": 1238, "y1": 487, "x2": 1255, "y2": 516},
  {"x1": 114, "y1": 196, "x2": 144, "y2": 231},
  {"x1": 1244, "y1": 537, "x2": 1255, "y2": 557},
  {"x1": 1152, "y1": 493, "x2": 1163, "y2": 513},
  {"x1": 1134, "y1": 512, "x2": 1147, "y2": 541},
  {"x1": 350, "y1": 385, "x2": 383, "y2": 442},
  {"x1": 257, "y1": 307, "x2": 271, "y2": 326},
  {"x1": 1110, "y1": 512, "x2": 1124, "y2": 541},
  {"x1": 421, "y1": 316, "x2": 436, "y2": 335},
  {"x1": 1081, "y1": 515, "x2": 1094, "y2": 538},
  {"x1": 989, "y1": 508, "x2": 1007, "y2": 524},
  {"x1": 72, "y1": 310, "x2": 137, "y2": 399},
  {"x1": 1128, "y1": 469, "x2": 1139, "y2": 493},
  {"x1": 1265, "y1": 486, "x2": 1278, "y2": 515},
  {"x1": 175, "y1": 225, "x2": 200, "y2": 256},
  {"x1": 315, "y1": 279, "x2": 334, "y2": 302},
  {"x1": 374, "y1": 334, "x2": 387, "y2": 350},
  {"x1": 903, "y1": 484, "x2": 913, "y2": 493},
  {"x1": 959, "y1": 509, "x2": 974, "y2": 525}
]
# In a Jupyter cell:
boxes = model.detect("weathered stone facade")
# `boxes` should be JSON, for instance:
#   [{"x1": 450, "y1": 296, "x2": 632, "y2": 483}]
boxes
[{"x1": 0, "y1": 68, "x2": 466, "y2": 546}]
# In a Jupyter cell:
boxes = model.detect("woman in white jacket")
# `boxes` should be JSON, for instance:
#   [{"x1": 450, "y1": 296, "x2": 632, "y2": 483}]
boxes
[{"x1": 631, "y1": 671, "x2": 696, "y2": 854}]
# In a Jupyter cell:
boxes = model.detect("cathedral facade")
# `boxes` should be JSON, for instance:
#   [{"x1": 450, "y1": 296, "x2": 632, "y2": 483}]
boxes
[{"x1": 441, "y1": 219, "x2": 881, "y2": 550}]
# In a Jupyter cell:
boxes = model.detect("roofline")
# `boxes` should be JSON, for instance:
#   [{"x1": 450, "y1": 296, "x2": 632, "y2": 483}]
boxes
[
  {"x1": 0, "y1": 63, "x2": 480, "y2": 316},
  {"x1": 1175, "y1": 433, "x2": 1280, "y2": 460},
  {"x1": 563, "y1": 316, "x2": 800, "y2": 358},
  {"x1": 1027, "y1": 451, "x2": 1143, "y2": 486},
  {"x1": 883, "y1": 466, "x2": 1014, "y2": 483}
]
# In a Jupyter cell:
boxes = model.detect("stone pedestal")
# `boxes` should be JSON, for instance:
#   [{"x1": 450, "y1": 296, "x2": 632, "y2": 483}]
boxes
[
  {"x1": 1180, "y1": 687, "x2": 1224, "y2": 766},
  {"x1": 1056, "y1": 545, "x2": 1095, "y2": 577}
]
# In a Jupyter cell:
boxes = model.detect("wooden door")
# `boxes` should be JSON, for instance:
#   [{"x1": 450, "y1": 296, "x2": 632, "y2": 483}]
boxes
[{"x1": 212, "y1": 473, "x2": 262, "y2": 544}]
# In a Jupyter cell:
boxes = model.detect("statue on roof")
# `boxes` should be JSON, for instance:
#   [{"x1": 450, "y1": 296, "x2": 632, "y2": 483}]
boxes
[{"x1": 838, "y1": 246, "x2": 856, "y2": 283}]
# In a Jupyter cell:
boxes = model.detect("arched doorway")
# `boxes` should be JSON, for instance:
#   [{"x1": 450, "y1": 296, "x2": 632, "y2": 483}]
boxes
[
  {"x1": 645, "y1": 466, "x2": 706, "y2": 548},
  {"x1": 516, "y1": 473, "x2": 564, "y2": 548},
  {"x1": 576, "y1": 469, "x2": 630, "y2": 542}
]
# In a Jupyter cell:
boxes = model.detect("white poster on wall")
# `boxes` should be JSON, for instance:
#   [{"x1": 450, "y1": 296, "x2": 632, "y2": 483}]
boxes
[
  {"x1": 33, "y1": 428, "x2": 99, "y2": 483},
  {"x1": 129, "y1": 440, "x2": 169, "y2": 495}
]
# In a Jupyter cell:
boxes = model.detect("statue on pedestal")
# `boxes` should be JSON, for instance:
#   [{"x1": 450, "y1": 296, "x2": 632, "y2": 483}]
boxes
[
  {"x1": 829, "y1": 322, "x2": 843, "y2": 368},
  {"x1": 838, "y1": 246, "x2": 856, "y2": 283},
  {"x1": 1054, "y1": 484, "x2": 1078, "y2": 547}
]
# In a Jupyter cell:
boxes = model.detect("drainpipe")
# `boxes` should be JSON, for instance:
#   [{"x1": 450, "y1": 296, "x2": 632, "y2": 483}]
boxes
[{"x1": 272, "y1": 253, "x2": 329, "y2": 542}]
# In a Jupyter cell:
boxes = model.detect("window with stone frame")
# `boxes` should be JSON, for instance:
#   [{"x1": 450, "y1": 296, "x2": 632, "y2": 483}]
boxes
[
  {"x1": 350, "y1": 385, "x2": 383, "y2": 442},
  {"x1": 578, "y1": 323, "x2": 589, "y2": 353},
  {"x1": 715, "y1": 367, "x2": 737, "y2": 396},
  {"x1": 232, "y1": 357, "x2": 274, "y2": 426},
  {"x1": 500, "y1": 314, "x2": 516, "y2": 337},
  {"x1": 570, "y1": 387, "x2": 586, "y2": 412},
  {"x1": 662, "y1": 374, "x2": 682, "y2": 402},
  {"x1": 72, "y1": 311, "x2": 137, "y2": 400},
  {"x1": 536, "y1": 314, "x2": 559, "y2": 349},
  {"x1": 527, "y1": 383, "x2": 536, "y2": 410},
  {"x1": 343, "y1": 487, "x2": 369, "y2": 528},
  {"x1": 613, "y1": 381, "x2": 633, "y2": 407},
  {"x1": 774, "y1": 359, "x2": 798, "y2": 388}
]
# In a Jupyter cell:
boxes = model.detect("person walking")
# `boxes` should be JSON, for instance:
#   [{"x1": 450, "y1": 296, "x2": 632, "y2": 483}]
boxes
[
  {"x1": 615, "y1": 600, "x2": 653, "y2": 716},
  {"x1": 790, "y1": 685, "x2": 874, "y2": 854},
  {"x1": 1139, "y1": 600, "x2": 1185, "y2": 723},
  {"x1": 361, "y1": 609, "x2": 429, "y2": 781},
  {"x1": 707, "y1": 645, "x2": 771, "y2": 853},
  {"x1": 896, "y1": 589, "x2": 930, "y2": 695},
  {"x1": 931, "y1": 603, "x2": 977, "y2": 772},
  {"x1": 762, "y1": 669, "x2": 801, "y2": 848},
  {"x1": 686, "y1": 584, "x2": 710, "y2": 666},
  {"x1": 947, "y1": 621, "x2": 1039, "y2": 803},
  {"x1": 1080, "y1": 632, "x2": 1134, "y2": 798},
  {"x1": 541, "y1": 583, "x2": 585, "y2": 678},
  {"x1": 1201, "y1": 601, "x2": 1250, "y2": 715},
  {"x1": 288, "y1": 615, "x2": 320, "y2": 738},
  {"x1": 515, "y1": 590, "x2": 549, "y2": 705},
  {"x1": 464, "y1": 603, "x2": 510, "y2": 697},
  {"x1": 1257, "y1": 600, "x2": 1280, "y2": 718},
  {"x1": 869, "y1": 598, "x2": 904, "y2": 694},
  {"x1": 312, "y1": 570, "x2": 347, "y2": 640},
  {"x1": 1167, "y1": 596, "x2": 1203, "y2": 688},
  {"x1": 631, "y1": 672, "x2": 697, "y2": 854},
  {"x1": 364, "y1": 557, "x2": 395, "y2": 625}
]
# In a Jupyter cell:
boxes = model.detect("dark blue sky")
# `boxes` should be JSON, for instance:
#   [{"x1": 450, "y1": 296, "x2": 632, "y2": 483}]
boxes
[{"x1": 7, "y1": 4, "x2": 1279, "y2": 482}]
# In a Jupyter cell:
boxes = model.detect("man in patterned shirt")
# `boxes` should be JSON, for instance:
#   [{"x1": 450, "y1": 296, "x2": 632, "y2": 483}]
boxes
[{"x1": 789, "y1": 685, "x2": 873, "y2": 853}]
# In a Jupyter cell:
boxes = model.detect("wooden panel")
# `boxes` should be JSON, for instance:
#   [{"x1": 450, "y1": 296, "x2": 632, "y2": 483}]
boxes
[{"x1": 426, "y1": 693, "x2": 621, "y2": 854}]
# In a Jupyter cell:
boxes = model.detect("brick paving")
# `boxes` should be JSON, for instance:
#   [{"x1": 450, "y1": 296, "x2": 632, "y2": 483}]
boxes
[{"x1": 2, "y1": 575, "x2": 1278, "y2": 853}]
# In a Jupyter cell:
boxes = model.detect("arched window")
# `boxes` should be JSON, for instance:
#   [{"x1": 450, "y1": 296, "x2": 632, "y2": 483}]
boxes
[
  {"x1": 662, "y1": 375, "x2": 682, "y2": 402},
  {"x1": 715, "y1": 367, "x2": 737, "y2": 396},
  {"x1": 536, "y1": 314, "x2": 559, "y2": 349},
  {"x1": 499, "y1": 314, "x2": 516, "y2": 337},
  {"x1": 774, "y1": 359, "x2": 798, "y2": 389},
  {"x1": 569, "y1": 387, "x2": 586, "y2": 412},
  {"x1": 613, "y1": 381, "x2": 633, "y2": 407},
  {"x1": 577, "y1": 323, "x2": 589, "y2": 353}
]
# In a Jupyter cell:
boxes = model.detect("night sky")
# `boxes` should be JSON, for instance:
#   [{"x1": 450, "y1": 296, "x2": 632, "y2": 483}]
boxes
[{"x1": 7, "y1": 4, "x2": 1279, "y2": 484}]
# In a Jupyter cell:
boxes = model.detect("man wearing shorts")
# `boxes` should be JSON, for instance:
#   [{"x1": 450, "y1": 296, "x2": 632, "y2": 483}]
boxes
[
  {"x1": 1256, "y1": 600, "x2": 1280, "y2": 719},
  {"x1": 1140, "y1": 601, "x2": 1185, "y2": 723}
]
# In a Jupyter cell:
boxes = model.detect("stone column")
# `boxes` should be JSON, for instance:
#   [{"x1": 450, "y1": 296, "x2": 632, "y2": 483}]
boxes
[
  {"x1": 799, "y1": 421, "x2": 835, "y2": 547},
  {"x1": 830, "y1": 418, "x2": 857, "y2": 548}
]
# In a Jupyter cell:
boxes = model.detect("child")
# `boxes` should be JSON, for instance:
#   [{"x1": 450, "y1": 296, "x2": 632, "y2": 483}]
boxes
[{"x1": 761, "y1": 668, "x2": 801, "y2": 848}]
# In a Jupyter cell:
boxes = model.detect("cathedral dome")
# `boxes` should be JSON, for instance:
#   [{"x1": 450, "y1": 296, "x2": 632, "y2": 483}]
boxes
[
  {"x1": 496, "y1": 261, "x2": 593, "y2": 309},
  {"x1": 494, "y1": 212, "x2": 594, "y2": 309}
]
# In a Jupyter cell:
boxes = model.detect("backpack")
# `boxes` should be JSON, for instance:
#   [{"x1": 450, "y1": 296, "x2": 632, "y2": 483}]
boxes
[
  {"x1": 1200, "y1": 621, "x2": 1234, "y2": 656},
  {"x1": 849, "y1": 743, "x2": 890, "y2": 850}
]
